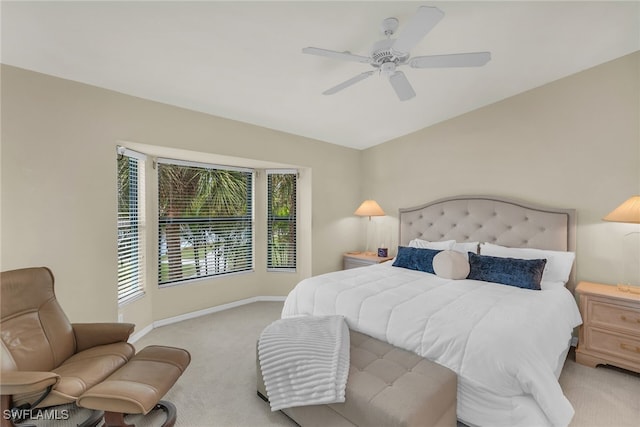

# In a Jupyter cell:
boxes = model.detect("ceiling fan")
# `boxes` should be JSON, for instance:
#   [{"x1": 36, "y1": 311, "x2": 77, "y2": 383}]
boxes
[{"x1": 302, "y1": 5, "x2": 491, "y2": 101}]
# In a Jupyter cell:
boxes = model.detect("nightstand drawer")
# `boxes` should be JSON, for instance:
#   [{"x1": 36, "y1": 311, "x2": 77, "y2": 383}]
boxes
[
  {"x1": 343, "y1": 253, "x2": 393, "y2": 270},
  {"x1": 344, "y1": 258, "x2": 373, "y2": 269},
  {"x1": 587, "y1": 327, "x2": 640, "y2": 363},
  {"x1": 589, "y1": 300, "x2": 640, "y2": 335}
]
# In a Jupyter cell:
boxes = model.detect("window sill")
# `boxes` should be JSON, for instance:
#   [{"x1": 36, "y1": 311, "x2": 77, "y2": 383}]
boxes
[{"x1": 158, "y1": 269, "x2": 255, "y2": 288}]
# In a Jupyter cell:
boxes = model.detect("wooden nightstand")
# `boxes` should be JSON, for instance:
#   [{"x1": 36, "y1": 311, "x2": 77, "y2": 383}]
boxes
[
  {"x1": 343, "y1": 252, "x2": 393, "y2": 270},
  {"x1": 575, "y1": 281, "x2": 640, "y2": 373}
]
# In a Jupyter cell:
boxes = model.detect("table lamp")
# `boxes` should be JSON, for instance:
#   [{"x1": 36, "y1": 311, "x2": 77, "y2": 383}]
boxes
[
  {"x1": 603, "y1": 195, "x2": 640, "y2": 289},
  {"x1": 354, "y1": 200, "x2": 385, "y2": 255},
  {"x1": 354, "y1": 200, "x2": 385, "y2": 220}
]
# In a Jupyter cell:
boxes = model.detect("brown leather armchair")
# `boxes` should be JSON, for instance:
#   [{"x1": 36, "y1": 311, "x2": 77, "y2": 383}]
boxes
[
  {"x1": 1, "y1": 267, "x2": 135, "y2": 425},
  {"x1": 0, "y1": 267, "x2": 184, "y2": 427}
]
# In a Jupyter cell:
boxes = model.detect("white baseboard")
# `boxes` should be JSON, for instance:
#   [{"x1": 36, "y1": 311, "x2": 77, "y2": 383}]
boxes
[
  {"x1": 129, "y1": 323, "x2": 154, "y2": 343},
  {"x1": 128, "y1": 296, "x2": 286, "y2": 343}
]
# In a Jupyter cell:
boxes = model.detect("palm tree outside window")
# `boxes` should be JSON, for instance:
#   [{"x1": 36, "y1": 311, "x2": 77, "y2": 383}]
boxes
[
  {"x1": 117, "y1": 148, "x2": 146, "y2": 303},
  {"x1": 157, "y1": 159, "x2": 254, "y2": 286},
  {"x1": 267, "y1": 170, "x2": 297, "y2": 271}
]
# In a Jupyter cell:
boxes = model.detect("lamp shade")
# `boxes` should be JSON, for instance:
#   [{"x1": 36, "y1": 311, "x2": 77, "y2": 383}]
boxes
[
  {"x1": 603, "y1": 196, "x2": 640, "y2": 224},
  {"x1": 354, "y1": 200, "x2": 385, "y2": 218}
]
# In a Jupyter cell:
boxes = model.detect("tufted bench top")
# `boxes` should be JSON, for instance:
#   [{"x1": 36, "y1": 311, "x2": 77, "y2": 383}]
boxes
[{"x1": 258, "y1": 329, "x2": 457, "y2": 427}]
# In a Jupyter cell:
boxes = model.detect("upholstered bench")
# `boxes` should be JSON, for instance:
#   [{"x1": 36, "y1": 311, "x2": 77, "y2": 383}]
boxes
[
  {"x1": 257, "y1": 329, "x2": 457, "y2": 427},
  {"x1": 77, "y1": 345, "x2": 191, "y2": 427}
]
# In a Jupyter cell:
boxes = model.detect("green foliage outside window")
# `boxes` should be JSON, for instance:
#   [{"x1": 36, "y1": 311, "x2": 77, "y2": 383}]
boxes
[
  {"x1": 268, "y1": 172, "x2": 296, "y2": 270},
  {"x1": 158, "y1": 162, "x2": 253, "y2": 285}
]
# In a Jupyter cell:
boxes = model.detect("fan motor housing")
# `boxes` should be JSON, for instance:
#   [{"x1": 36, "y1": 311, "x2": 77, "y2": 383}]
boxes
[{"x1": 370, "y1": 39, "x2": 408, "y2": 67}]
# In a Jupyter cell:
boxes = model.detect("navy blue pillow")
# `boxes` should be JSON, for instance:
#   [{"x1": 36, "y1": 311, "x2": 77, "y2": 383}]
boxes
[
  {"x1": 392, "y1": 246, "x2": 441, "y2": 274},
  {"x1": 467, "y1": 252, "x2": 547, "y2": 290}
]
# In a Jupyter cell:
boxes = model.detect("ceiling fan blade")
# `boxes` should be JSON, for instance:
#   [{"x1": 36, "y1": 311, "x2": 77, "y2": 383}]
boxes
[
  {"x1": 302, "y1": 47, "x2": 371, "y2": 64},
  {"x1": 388, "y1": 71, "x2": 416, "y2": 101},
  {"x1": 410, "y1": 52, "x2": 491, "y2": 68},
  {"x1": 323, "y1": 71, "x2": 375, "y2": 95},
  {"x1": 392, "y1": 6, "x2": 444, "y2": 55}
]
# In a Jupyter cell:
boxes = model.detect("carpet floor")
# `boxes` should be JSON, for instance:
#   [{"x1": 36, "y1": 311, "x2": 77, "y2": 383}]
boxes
[{"x1": 128, "y1": 301, "x2": 639, "y2": 426}]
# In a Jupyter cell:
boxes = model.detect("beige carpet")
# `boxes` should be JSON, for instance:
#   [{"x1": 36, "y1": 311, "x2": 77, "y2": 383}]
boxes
[
  {"x1": 133, "y1": 301, "x2": 293, "y2": 427},
  {"x1": 129, "y1": 301, "x2": 639, "y2": 427},
  {"x1": 560, "y1": 348, "x2": 640, "y2": 427}
]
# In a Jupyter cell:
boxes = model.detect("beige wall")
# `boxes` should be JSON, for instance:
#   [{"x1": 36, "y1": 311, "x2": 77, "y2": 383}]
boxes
[
  {"x1": 2, "y1": 52, "x2": 638, "y2": 332},
  {"x1": 1, "y1": 65, "x2": 362, "y2": 330},
  {"x1": 362, "y1": 52, "x2": 640, "y2": 286}
]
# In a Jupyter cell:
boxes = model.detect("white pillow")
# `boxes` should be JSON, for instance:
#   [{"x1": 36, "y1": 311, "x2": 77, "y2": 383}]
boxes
[
  {"x1": 539, "y1": 281, "x2": 566, "y2": 291},
  {"x1": 433, "y1": 250, "x2": 470, "y2": 280},
  {"x1": 452, "y1": 241, "x2": 479, "y2": 257},
  {"x1": 408, "y1": 238, "x2": 455, "y2": 250},
  {"x1": 479, "y1": 243, "x2": 575, "y2": 285}
]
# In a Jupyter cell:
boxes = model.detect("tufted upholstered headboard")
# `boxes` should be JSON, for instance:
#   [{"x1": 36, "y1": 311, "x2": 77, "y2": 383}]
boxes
[{"x1": 399, "y1": 195, "x2": 577, "y2": 290}]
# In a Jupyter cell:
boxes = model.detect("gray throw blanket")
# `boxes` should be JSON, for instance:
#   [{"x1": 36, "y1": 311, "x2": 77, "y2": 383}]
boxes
[{"x1": 258, "y1": 315, "x2": 350, "y2": 411}]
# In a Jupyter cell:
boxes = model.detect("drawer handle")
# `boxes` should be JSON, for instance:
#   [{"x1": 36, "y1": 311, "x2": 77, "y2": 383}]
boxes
[
  {"x1": 620, "y1": 315, "x2": 640, "y2": 324},
  {"x1": 620, "y1": 343, "x2": 640, "y2": 354}
]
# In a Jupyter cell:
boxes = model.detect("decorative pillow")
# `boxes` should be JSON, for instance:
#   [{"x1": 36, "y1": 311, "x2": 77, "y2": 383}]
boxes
[
  {"x1": 408, "y1": 239, "x2": 455, "y2": 251},
  {"x1": 467, "y1": 252, "x2": 547, "y2": 290},
  {"x1": 433, "y1": 250, "x2": 470, "y2": 280},
  {"x1": 480, "y1": 243, "x2": 575, "y2": 284},
  {"x1": 392, "y1": 246, "x2": 441, "y2": 274},
  {"x1": 452, "y1": 241, "x2": 479, "y2": 257}
]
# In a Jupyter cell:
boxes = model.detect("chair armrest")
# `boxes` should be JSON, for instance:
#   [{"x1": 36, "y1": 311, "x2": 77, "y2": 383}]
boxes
[
  {"x1": 0, "y1": 371, "x2": 59, "y2": 395},
  {"x1": 72, "y1": 323, "x2": 135, "y2": 352}
]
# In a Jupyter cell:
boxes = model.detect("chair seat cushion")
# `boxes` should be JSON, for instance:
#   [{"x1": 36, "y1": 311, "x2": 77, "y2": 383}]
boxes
[
  {"x1": 77, "y1": 345, "x2": 191, "y2": 415},
  {"x1": 12, "y1": 341, "x2": 135, "y2": 409},
  {"x1": 52, "y1": 342, "x2": 136, "y2": 400}
]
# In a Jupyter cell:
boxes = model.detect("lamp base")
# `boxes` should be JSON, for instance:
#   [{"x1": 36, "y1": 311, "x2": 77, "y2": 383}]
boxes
[{"x1": 620, "y1": 231, "x2": 640, "y2": 287}]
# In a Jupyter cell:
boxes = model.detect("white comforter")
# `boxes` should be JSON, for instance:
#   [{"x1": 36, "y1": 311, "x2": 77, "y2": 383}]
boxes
[{"x1": 282, "y1": 262, "x2": 582, "y2": 427}]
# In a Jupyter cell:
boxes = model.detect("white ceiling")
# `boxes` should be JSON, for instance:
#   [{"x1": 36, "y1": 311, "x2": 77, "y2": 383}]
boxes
[{"x1": 2, "y1": 1, "x2": 639, "y2": 150}]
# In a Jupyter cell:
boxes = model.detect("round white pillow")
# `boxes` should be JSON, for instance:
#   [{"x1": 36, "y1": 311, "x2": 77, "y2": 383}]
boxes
[{"x1": 433, "y1": 250, "x2": 470, "y2": 280}]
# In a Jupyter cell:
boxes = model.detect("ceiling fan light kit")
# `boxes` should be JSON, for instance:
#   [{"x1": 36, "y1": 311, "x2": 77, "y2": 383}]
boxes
[{"x1": 303, "y1": 5, "x2": 491, "y2": 101}]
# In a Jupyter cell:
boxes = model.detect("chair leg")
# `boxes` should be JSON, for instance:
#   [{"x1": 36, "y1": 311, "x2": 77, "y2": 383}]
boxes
[
  {"x1": 156, "y1": 400, "x2": 177, "y2": 427},
  {"x1": 78, "y1": 409, "x2": 104, "y2": 427},
  {"x1": 103, "y1": 401, "x2": 177, "y2": 427},
  {"x1": 103, "y1": 411, "x2": 133, "y2": 427},
  {"x1": 1, "y1": 395, "x2": 14, "y2": 427},
  {"x1": 1, "y1": 398, "x2": 101, "y2": 427}
]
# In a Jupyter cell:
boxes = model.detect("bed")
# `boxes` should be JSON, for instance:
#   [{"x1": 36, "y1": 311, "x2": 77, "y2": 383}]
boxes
[{"x1": 281, "y1": 195, "x2": 582, "y2": 427}]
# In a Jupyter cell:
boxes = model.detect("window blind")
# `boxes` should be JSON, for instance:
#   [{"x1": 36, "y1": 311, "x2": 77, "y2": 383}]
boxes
[
  {"x1": 117, "y1": 148, "x2": 146, "y2": 304},
  {"x1": 267, "y1": 170, "x2": 297, "y2": 271},
  {"x1": 157, "y1": 159, "x2": 254, "y2": 285}
]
